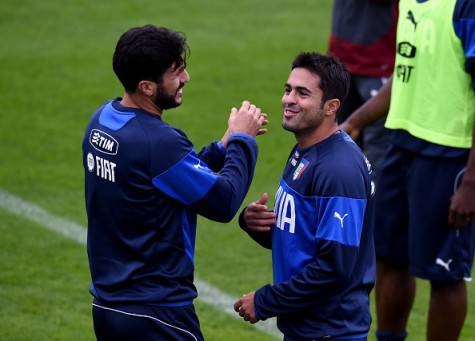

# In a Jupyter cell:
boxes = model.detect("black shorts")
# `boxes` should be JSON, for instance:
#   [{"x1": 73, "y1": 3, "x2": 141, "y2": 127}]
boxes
[
  {"x1": 92, "y1": 299, "x2": 204, "y2": 341},
  {"x1": 374, "y1": 144, "x2": 475, "y2": 281}
]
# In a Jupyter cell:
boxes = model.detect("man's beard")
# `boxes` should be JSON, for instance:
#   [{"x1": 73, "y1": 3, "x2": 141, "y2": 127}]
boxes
[
  {"x1": 154, "y1": 83, "x2": 183, "y2": 110},
  {"x1": 282, "y1": 107, "x2": 325, "y2": 134}
]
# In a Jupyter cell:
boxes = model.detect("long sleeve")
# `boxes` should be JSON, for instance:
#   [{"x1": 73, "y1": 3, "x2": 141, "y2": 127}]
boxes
[
  {"x1": 151, "y1": 130, "x2": 258, "y2": 223},
  {"x1": 254, "y1": 194, "x2": 366, "y2": 319},
  {"x1": 254, "y1": 240, "x2": 359, "y2": 319},
  {"x1": 254, "y1": 134, "x2": 373, "y2": 320},
  {"x1": 197, "y1": 141, "x2": 227, "y2": 172}
]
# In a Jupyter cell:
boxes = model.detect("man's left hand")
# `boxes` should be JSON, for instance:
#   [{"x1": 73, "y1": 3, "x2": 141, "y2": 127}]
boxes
[
  {"x1": 234, "y1": 291, "x2": 259, "y2": 324},
  {"x1": 449, "y1": 179, "x2": 475, "y2": 228}
]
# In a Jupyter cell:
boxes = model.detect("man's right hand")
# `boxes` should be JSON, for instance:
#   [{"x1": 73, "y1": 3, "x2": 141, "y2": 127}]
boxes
[
  {"x1": 243, "y1": 193, "x2": 276, "y2": 233},
  {"x1": 228, "y1": 100, "x2": 268, "y2": 138}
]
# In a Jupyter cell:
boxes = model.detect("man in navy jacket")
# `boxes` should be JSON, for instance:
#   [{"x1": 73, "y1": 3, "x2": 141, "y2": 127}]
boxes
[
  {"x1": 83, "y1": 24, "x2": 266, "y2": 340},
  {"x1": 236, "y1": 53, "x2": 375, "y2": 341}
]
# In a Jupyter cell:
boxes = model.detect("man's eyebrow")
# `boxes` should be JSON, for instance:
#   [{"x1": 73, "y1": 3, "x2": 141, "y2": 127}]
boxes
[
  {"x1": 285, "y1": 83, "x2": 312, "y2": 93},
  {"x1": 174, "y1": 63, "x2": 186, "y2": 73},
  {"x1": 296, "y1": 86, "x2": 311, "y2": 93}
]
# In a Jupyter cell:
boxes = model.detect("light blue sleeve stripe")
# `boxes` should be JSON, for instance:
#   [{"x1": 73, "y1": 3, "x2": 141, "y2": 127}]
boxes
[
  {"x1": 98, "y1": 102, "x2": 136, "y2": 131},
  {"x1": 315, "y1": 196, "x2": 366, "y2": 247},
  {"x1": 152, "y1": 150, "x2": 218, "y2": 205}
]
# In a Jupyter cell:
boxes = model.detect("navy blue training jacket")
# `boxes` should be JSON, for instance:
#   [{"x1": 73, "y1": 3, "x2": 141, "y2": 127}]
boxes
[{"x1": 83, "y1": 99, "x2": 258, "y2": 306}]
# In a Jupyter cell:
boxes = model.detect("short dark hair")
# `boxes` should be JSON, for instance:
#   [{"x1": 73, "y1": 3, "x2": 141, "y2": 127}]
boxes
[
  {"x1": 113, "y1": 25, "x2": 189, "y2": 92},
  {"x1": 292, "y1": 52, "x2": 350, "y2": 104}
]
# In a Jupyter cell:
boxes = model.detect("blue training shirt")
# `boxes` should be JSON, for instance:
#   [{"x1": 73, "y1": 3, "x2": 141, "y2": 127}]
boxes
[
  {"x1": 253, "y1": 131, "x2": 375, "y2": 340},
  {"x1": 83, "y1": 99, "x2": 258, "y2": 306}
]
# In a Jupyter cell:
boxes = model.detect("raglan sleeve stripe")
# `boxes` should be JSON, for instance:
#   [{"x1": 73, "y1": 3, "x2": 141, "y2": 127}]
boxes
[
  {"x1": 254, "y1": 196, "x2": 368, "y2": 318},
  {"x1": 190, "y1": 133, "x2": 258, "y2": 222},
  {"x1": 152, "y1": 150, "x2": 218, "y2": 205},
  {"x1": 150, "y1": 130, "x2": 258, "y2": 222},
  {"x1": 315, "y1": 196, "x2": 367, "y2": 247}
]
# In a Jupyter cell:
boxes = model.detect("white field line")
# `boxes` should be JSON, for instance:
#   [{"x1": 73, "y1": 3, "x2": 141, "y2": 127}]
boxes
[{"x1": 0, "y1": 189, "x2": 281, "y2": 339}]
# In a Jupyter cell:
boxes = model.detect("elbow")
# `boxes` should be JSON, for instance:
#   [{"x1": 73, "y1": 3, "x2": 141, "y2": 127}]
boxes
[
  {"x1": 192, "y1": 178, "x2": 247, "y2": 223},
  {"x1": 334, "y1": 265, "x2": 355, "y2": 284},
  {"x1": 199, "y1": 196, "x2": 239, "y2": 223},
  {"x1": 211, "y1": 181, "x2": 244, "y2": 222},
  {"x1": 212, "y1": 213, "x2": 234, "y2": 223},
  {"x1": 191, "y1": 198, "x2": 240, "y2": 223},
  {"x1": 214, "y1": 204, "x2": 240, "y2": 223},
  {"x1": 339, "y1": 272, "x2": 353, "y2": 284}
]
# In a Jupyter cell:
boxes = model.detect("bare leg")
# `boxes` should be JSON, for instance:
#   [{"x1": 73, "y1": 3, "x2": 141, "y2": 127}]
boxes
[
  {"x1": 376, "y1": 259, "x2": 416, "y2": 333},
  {"x1": 427, "y1": 280, "x2": 467, "y2": 341}
]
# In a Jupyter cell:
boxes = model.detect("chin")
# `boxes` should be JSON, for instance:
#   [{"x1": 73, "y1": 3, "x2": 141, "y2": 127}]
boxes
[{"x1": 282, "y1": 122, "x2": 296, "y2": 132}]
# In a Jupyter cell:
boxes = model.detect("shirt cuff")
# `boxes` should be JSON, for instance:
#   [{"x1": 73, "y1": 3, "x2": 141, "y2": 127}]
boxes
[
  {"x1": 228, "y1": 132, "x2": 257, "y2": 144},
  {"x1": 216, "y1": 141, "x2": 227, "y2": 154},
  {"x1": 254, "y1": 286, "x2": 271, "y2": 321}
]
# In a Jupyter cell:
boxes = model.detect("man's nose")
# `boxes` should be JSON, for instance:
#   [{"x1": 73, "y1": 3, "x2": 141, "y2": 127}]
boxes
[
  {"x1": 283, "y1": 91, "x2": 296, "y2": 105},
  {"x1": 182, "y1": 69, "x2": 190, "y2": 83}
]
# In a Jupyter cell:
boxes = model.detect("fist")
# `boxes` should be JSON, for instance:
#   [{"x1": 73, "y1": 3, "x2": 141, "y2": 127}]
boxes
[{"x1": 228, "y1": 100, "x2": 268, "y2": 137}]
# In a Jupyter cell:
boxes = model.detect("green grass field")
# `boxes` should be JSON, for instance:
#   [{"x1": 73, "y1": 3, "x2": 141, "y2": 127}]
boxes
[{"x1": 0, "y1": 0, "x2": 474, "y2": 340}]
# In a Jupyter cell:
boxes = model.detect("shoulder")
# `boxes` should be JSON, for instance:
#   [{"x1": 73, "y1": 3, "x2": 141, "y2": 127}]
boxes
[
  {"x1": 312, "y1": 135, "x2": 370, "y2": 199},
  {"x1": 141, "y1": 121, "x2": 195, "y2": 175},
  {"x1": 137, "y1": 118, "x2": 193, "y2": 153},
  {"x1": 454, "y1": 0, "x2": 475, "y2": 21}
]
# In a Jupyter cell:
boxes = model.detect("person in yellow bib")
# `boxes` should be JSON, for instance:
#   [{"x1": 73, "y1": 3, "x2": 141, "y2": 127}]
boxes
[{"x1": 342, "y1": 0, "x2": 475, "y2": 340}]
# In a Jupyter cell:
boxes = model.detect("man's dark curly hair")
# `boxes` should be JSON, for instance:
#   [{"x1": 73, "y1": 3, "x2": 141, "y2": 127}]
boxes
[{"x1": 113, "y1": 25, "x2": 189, "y2": 92}]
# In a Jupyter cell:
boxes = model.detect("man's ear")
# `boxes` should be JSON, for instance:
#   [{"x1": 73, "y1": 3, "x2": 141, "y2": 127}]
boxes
[
  {"x1": 137, "y1": 80, "x2": 156, "y2": 97},
  {"x1": 323, "y1": 98, "x2": 340, "y2": 117}
]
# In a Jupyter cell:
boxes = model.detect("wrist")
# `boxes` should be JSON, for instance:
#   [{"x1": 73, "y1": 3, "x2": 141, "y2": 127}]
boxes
[
  {"x1": 228, "y1": 132, "x2": 256, "y2": 144},
  {"x1": 217, "y1": 141, "x2": 227, "y2": 153},
  {"x1": 220, "y1": 129, "x2": 230, "y2": 148},
  {"x1": 253, "y1": 286, "x2": 271, "y2": 321},
  {"x1": 238, "y1": 208, "x2": 249, "y2": 230}
]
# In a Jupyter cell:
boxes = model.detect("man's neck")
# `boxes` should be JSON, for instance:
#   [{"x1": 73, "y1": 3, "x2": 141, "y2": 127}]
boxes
[
  {"x1": 120, "y1": 92, "x2": 162, "y2": 116},
  {"x1": 295, "y1": 122, "x2": 339, "y2": 149}
]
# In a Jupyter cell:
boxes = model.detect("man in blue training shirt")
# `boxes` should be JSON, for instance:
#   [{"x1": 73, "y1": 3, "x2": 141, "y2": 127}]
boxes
[
  {"x1": 235, "y1": 53, "x2": 375, "y2": 340},
  {"x1": 83, "y1": 25, "x2": 267, "y2": 340}
]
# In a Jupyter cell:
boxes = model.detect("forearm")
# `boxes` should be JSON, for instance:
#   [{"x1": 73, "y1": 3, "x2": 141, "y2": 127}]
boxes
[
  {"x1": 449, "y1": 121, "x2": 475, "y2": 227},
  {"x1": 198, "y1": 141, "x2": 226, "y2": 172},
  {"x1": 346, "y1": 76, "x2": 392, "y2": 129},
  {"x1": 192, "y1": 135, "x2": 258, "y2": 222},
  {"x1": 254, "y1": 244, "x2": 358, "y2": 318}
]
